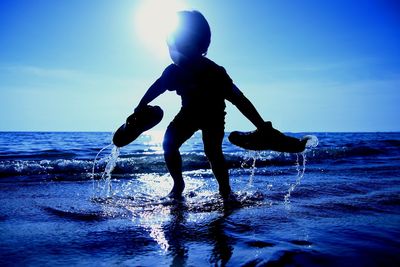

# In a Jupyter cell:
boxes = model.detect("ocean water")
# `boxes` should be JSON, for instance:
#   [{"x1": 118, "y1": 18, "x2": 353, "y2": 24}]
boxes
[{"x1": 0, "y1": 131, "x2": 399, "y2": 266}]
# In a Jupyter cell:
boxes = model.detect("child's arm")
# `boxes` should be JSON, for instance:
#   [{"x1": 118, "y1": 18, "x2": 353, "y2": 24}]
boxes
[
  {"x1": 228, "y1": 84, "x2": 266, "y2": 129},
  {"x1": 135, "y1": 78, "x2": 167, "y2": 112}
]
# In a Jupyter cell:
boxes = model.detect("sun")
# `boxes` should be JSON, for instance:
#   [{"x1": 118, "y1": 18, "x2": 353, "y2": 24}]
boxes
[{"x1": 134, "y1": 0, "x2": 187, "y2": 58}]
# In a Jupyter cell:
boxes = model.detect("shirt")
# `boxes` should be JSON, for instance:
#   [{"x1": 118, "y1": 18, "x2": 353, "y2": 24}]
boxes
[{"x1": 159, "y1": 57, "x2": 236, "y2": 120}]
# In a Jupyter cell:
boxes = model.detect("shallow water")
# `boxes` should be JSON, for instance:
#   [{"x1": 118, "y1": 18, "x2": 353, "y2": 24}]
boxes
[{"x1": 0, "y1": 132, "x2": 399, "y2": 266}]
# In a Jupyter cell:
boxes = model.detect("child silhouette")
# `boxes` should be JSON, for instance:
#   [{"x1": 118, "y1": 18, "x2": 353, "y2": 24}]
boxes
[{"x1": 135, "y1": 10, "x2": 267, "y2": 199}]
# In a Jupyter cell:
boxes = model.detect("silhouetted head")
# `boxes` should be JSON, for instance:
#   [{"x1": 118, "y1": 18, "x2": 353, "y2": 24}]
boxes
[{"x1": 167, "y1": 10, "x2": 211, "y2": 64}]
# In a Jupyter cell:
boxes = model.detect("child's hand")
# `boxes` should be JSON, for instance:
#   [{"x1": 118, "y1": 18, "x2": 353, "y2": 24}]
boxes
[
  {"x1": 258, "y1": 121, "x2": 273, "y2": 131},
  {"x1": 134, "y1": 104, "x2": 147, "y2": 113}
]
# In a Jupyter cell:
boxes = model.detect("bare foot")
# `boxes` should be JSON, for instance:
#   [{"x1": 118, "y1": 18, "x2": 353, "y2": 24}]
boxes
[
  {"x1": 222, "y1": 192, "x2": 241, "y2": 209},
  {"x1": 167, "y1": 183, "x2": 185, "y2": 200}
]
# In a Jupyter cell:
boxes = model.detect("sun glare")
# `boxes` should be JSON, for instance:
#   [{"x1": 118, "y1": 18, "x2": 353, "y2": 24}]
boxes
[{"x1": 134, "y1": 0, "x2": 186, "y2": 58}]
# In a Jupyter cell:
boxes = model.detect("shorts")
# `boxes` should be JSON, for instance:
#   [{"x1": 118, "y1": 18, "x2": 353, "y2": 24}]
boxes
[{"x1": 163, "y1": 108, "x2": 226, "y2": 152}]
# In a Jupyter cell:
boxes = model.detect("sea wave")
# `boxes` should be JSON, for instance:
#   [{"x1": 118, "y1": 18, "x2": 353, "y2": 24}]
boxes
[
  {"x1": 0, "y1": 151, "x2": 310, "y2": 178},
  {"x1": 1, "y1": 143, "x2": 398, "y2": 179},
  {"x1": 1, "y1": 132, "x2": 399, "y2": 179}
]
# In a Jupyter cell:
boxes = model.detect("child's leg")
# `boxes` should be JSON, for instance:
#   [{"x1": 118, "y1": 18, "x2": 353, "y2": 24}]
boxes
[
  {"x1": 202, "y1": 127, "x2": 231, "y2": 198},
  {"x1": 163, "y1": 121, "x2": 197, "y2": 198}
]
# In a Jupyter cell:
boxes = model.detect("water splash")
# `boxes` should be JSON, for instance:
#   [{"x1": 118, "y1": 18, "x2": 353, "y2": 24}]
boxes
[
  {"x1": 284, "y1": 135, "x2": 318, "y2": 206},
  {"x1": 92, "y1": 144, "x2": 120, "y2": 198},
  {"x1": 91, "y1": 143, "x2": 112, "y2": 179},
  {"x1": 101, "y1": 145, "x2": 120, "y2": 197},
  {"x1": 284, "y1": 152, "x2": 306, "y2": 205},
  {"x1": 241, "y1": 151, "x2": 259, "y2": 188},
  {"x1": 304, "y1": 135, "x2": 319, "y2": 149}
]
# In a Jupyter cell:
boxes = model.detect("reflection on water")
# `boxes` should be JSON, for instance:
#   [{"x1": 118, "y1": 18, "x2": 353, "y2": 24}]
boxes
[{"x1": 132, "y1": 199, "x2": 236, "y2": 266}]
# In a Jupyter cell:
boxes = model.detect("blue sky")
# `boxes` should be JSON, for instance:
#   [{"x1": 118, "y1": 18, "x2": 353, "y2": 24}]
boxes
[{"x1": 1, "y1": 0, "x2": 399, "y2": 132}]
